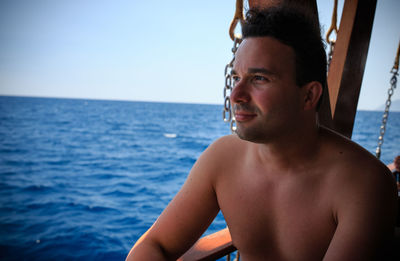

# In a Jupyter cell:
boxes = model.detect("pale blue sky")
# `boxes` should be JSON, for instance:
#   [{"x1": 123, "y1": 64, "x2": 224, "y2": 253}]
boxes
[{"x1": 0, "y1": 0, "x2": 399, "y2": 110}]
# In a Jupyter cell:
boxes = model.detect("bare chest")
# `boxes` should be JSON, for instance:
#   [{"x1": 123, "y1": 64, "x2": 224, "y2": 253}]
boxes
[{"x1": 216, "y1": 168, "x2": 336, "y2": 260}]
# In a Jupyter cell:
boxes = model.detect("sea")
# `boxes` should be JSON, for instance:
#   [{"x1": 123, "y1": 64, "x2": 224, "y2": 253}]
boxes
[{"x1": 0, "y1": 96, "x2": 399, "y2": 261}]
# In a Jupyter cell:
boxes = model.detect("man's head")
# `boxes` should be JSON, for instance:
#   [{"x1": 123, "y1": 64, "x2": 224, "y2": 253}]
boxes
[
  {"x1": 241, "y1": 7, "x2": 327, "y2": 102},
  {"x1": 230, "y1": 7, "x2": 326, "y2": 143}
]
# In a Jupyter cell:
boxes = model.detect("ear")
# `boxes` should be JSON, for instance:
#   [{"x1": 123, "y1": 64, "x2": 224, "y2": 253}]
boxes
[{"x1": 301, "y1": 81, "x2": 323, "y2": 111}]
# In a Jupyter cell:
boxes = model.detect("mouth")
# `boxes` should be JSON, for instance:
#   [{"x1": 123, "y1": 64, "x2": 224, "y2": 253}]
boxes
[{"x1": 234, "y1": 111, "x2": 257, "y2": 122}]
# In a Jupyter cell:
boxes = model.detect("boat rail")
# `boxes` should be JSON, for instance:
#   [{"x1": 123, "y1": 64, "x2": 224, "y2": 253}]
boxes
[{"x1": 178, "y1": 228, "x2": 237, "y2": 261}]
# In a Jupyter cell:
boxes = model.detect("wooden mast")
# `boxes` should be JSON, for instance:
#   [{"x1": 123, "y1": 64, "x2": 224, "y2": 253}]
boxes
[{"x1": 318, "y1": 0, "x2": 377, "y2": 138}]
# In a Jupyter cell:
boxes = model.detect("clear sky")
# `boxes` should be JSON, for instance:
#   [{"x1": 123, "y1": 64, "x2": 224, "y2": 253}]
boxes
[{"x1": 0, "y1": 0, "x2": 399, "y2": 110}]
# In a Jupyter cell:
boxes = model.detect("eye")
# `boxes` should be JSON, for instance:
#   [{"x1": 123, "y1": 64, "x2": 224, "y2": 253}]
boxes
[
  {"x1": 232, "y1": 75, "x2": 240, "y2": 85},
  {"x1": 253, "y1": 75, "x2": 269, "y2": 83}
]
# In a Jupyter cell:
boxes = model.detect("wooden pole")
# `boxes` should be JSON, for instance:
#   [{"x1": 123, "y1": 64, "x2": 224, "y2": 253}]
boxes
[{"x1": 318, "y1": 0, "x2": 377, "y2": 138}]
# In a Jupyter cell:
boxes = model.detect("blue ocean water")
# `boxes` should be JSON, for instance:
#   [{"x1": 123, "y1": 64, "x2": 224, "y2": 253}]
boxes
[{"x1": 0, "y1": 96, "x2": 399, "y2": 261}]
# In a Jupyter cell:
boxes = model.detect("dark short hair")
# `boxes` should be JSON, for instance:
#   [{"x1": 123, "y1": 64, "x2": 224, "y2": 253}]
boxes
[{"x1": 241, "y1": 7, "x2": 327, "y2": 108}]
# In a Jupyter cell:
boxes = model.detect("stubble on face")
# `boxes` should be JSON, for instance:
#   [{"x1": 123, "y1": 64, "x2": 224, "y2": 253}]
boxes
[{"x1": 233, "y1": 103, "x2": 271, "y2": 143}]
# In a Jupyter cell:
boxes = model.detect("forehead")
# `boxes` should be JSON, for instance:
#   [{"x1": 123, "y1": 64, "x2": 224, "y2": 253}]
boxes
[{"x1": 234, "y1": 37, "x2": 296, "y2": 75}]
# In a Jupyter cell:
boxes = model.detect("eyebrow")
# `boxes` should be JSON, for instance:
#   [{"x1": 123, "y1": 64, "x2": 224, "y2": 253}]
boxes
[
  {"x1": 248, "y1": 68, "x2": 276, "y2": 75},
  {"x1": 231, "y1": 67, "x2": 276, "y2": 76}
]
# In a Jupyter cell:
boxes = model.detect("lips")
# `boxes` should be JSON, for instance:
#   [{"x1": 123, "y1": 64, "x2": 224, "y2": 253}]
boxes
[{"x1": 234, "y1": 111, "x2": 257, "y2": 122}]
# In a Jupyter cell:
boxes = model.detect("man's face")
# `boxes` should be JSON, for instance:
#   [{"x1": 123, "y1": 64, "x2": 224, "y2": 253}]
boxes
[{"x1": 231, "y1": 37, "x2": 304, "y2": 143}]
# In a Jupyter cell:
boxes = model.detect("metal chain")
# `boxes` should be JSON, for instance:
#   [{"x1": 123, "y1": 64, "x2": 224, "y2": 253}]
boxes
[
  {"x1": 326, "y1": 0, "x2": 338, "y2": 45},
  {"x1": 375, "y1": 61, "x2": 398, "y2": 159},
  {"x1": 326, "y1": 0, "x2": 338, "y2": 72},
  {"x1": 327, "y1": 41, "x2": 335, "y2": 71},
  {"x1": 223, "y1": 37, "x2": 241, "y2": 133}
]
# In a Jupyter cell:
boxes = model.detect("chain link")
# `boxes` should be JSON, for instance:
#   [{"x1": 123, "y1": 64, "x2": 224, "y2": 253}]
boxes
[
  {"x1": 375, "y1": 65, "x2": 398, "y2": 159},
  {"x1": 223, "y1": 37, "x2": 241, "y2": 133},
  {"x1": 326, "y1": 0, "x2": 338, "y2": 72},
  {"x1": 327, "y1": 41, "x2": 335, "y2": 71}
]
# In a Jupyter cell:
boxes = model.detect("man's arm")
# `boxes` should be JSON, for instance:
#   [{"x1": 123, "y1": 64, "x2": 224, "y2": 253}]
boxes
[
  {"x1": 126, "y1": 138, "x2": 226, "y2": 260},
  {"x1": 323, "y1": 163, "x2": 398, "y2": 260}
]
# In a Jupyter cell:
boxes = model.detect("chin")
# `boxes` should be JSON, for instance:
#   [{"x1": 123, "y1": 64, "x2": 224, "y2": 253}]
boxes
[{"x1": 235, "y1": 125, "x2": 269, "y2": 143}]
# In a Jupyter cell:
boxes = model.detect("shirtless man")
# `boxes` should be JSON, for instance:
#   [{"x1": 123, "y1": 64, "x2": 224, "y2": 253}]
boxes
[{"x1": 127, "y1": 7, "x2": 397, "y2": 260}]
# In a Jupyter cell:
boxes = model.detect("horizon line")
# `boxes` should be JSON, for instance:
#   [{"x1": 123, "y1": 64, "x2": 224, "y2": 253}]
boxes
[{"x1": 1, "y1": 94, "x2": 399, "y2": 112}]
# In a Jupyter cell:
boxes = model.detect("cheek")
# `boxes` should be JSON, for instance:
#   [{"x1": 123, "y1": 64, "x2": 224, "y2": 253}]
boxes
[{"x1": 252, "y1": 89, "x2": 281, "y2": 111}]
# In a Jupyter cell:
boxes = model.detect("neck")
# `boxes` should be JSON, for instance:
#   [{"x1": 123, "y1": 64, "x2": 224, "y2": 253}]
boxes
[{"x1": 254, "y1": 118, "x2": 321, "y2": 171}]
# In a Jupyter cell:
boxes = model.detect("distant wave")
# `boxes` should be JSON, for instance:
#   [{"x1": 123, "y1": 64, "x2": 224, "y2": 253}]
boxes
[{"x1": 163, "y1": 133, "x2": 177, "y2": 138}]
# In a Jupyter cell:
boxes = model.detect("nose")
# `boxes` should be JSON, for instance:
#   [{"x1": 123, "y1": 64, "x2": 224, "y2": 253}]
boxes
[{"x1": 230, "y1": 79, "x2": 250, "y2": 104}]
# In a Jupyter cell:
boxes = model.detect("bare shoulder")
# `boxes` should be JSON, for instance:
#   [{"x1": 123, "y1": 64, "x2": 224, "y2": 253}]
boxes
[
  {"x1": 197, "y1": 134, "x2": 248, "y2": 165},
  {"x1": 319, "y1": 127, "x2": 397, "y2": 259},
  {"x1": 208, "y1": 134, "x2": 247, "y2": 151},
  {"x1": 319, "y1": 126, "x2": 397, "y2": 218},
  {"x1": 320, "y1": 127, "x2": 395, "y2": 188},
  {"x1": 190, "y1": 134, "x2": 251, "y2": 187}
]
